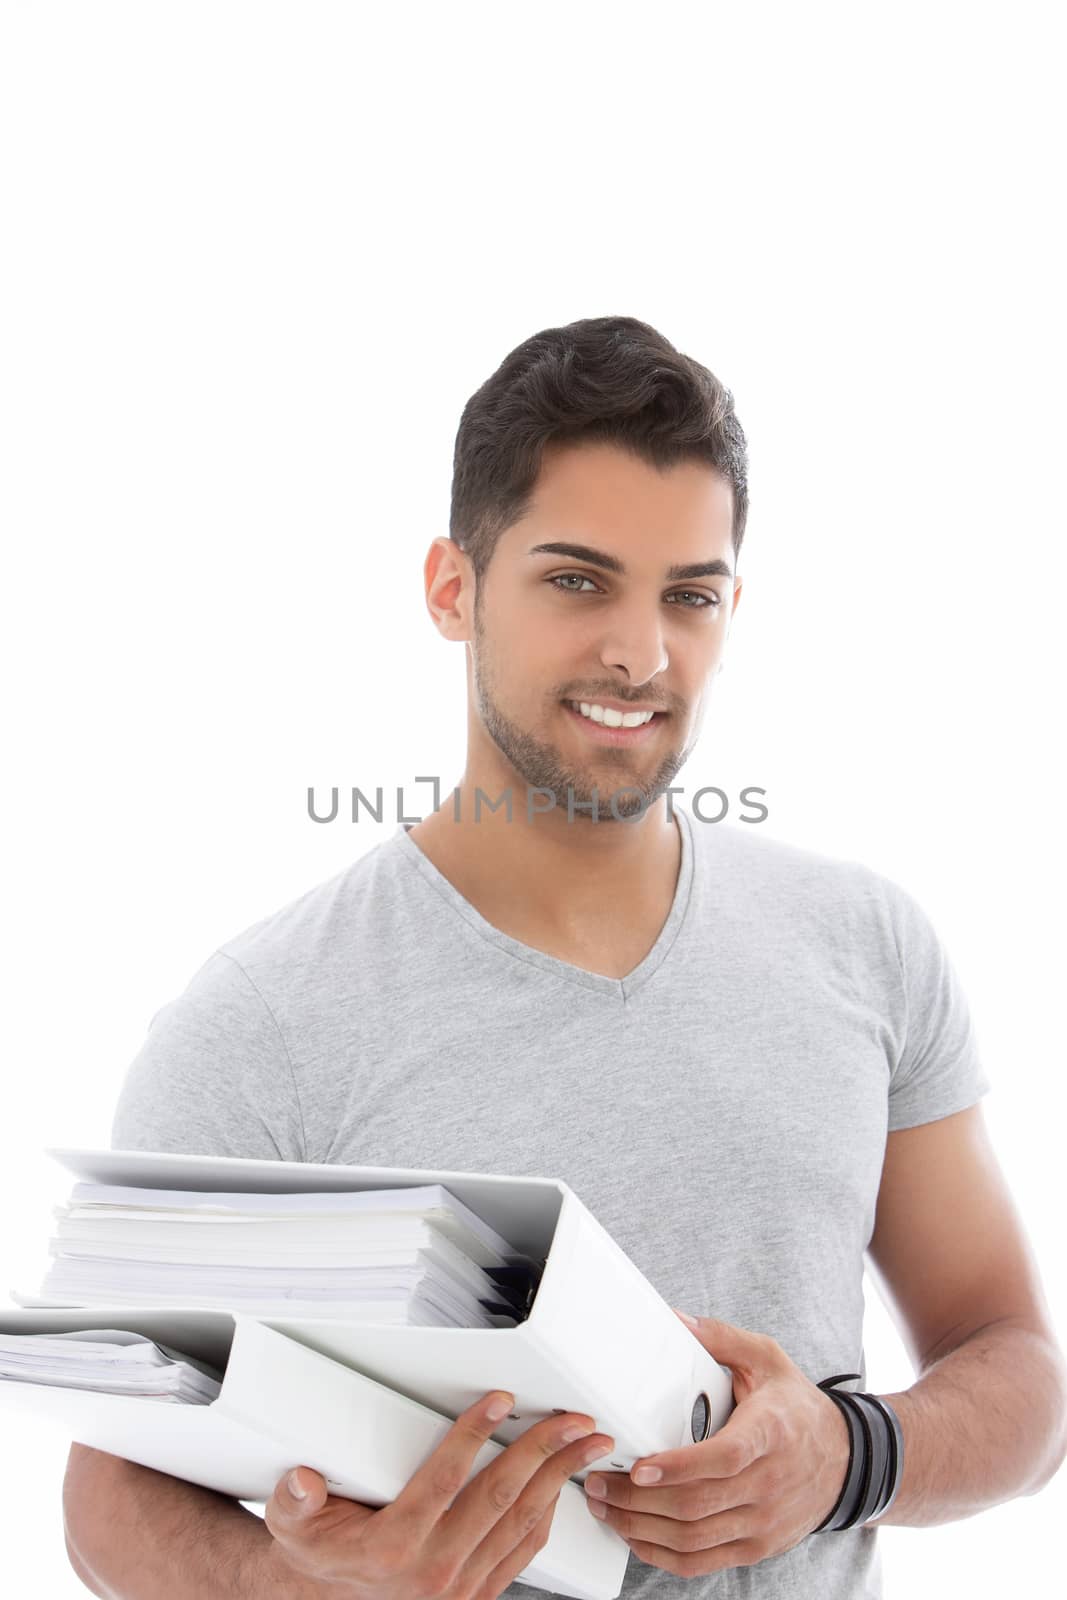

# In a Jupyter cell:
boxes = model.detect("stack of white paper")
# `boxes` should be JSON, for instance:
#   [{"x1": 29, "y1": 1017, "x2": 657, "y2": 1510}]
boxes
[
  {"x1": 0, "y1": 1328, "x2": 222, "y2": 1404},
  {"x1": 34, "y1": 1182, "x2": 540, "y2": 1329}
]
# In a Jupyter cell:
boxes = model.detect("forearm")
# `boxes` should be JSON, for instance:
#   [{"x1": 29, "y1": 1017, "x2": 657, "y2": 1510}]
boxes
[
  {"x1": 63, "y1": 1444, "x2": 313, "y2": 1599},
  {"x1": 870, "y1": 1320, "x2": 1067, "y2": 1527}
]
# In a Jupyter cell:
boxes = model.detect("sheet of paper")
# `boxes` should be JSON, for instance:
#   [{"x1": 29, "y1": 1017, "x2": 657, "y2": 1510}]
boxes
[
  {"x1": 22, "y1": 1182, "x2": 541, "y2": 1329},
  {"x1": 0, "y1": 1329, "x2": 223, "y2": 1402}
]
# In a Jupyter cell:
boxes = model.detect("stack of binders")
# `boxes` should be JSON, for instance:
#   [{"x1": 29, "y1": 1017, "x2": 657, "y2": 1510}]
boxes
[{"x1": 0, "y1": 1148, "x2": 736, "y2": 1600}]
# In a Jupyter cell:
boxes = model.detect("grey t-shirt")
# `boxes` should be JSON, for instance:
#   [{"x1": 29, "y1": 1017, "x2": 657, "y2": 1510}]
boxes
[{"x1": 111, "y1": 803, "x2": 990, "y2": 1599}]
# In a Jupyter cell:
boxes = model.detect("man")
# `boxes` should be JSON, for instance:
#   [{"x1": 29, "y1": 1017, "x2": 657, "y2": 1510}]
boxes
[{"x1": 62, "y1": 316, "x2": 1066, "y2": 1599}]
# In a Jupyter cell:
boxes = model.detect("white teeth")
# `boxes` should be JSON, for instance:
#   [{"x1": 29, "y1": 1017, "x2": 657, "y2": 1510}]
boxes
[{"x1": 574, "y1": 701, "x2": 655, "y2": 728}]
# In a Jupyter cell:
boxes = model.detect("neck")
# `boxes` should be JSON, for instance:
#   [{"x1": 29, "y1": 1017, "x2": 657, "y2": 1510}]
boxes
[{"x1": 406, "y1": 769, "x2": 682, "y2": 935}]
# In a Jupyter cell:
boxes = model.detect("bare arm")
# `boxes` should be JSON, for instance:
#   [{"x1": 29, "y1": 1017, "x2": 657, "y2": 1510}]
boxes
[
  {"x1": 872, "y1": 1317, "x2": 1067, "y2": 1526},
  {"x1": 63, "y1": 1444, "x2": 305, "y2": 1599},
  {"x1": 865, "y1": 1105, "x2": 1067, "y2": 1526}
]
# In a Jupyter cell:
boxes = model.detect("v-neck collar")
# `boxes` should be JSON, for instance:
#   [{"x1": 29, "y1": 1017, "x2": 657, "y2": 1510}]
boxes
[{"x1": 390, "y1": 803, "x2": 696, "y2": 1001}]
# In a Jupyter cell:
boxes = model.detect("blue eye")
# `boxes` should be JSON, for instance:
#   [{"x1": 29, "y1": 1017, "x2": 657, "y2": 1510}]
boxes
[
  {"x1": 666, "y1": 589, "x2": 721, "y2": 609},
  {"x1": 548, "y1": 574, "x2": 720, "y2": 608},
  {"x1": 550, "y1": 574, "x2": 599, "y2": 594}
]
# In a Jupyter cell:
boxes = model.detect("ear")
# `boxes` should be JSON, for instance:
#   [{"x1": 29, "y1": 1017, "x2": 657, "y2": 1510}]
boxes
[
  {"x1": 718, "y1": 574, "x2": 743, "y2": 669},
  {"x1": 424, "y1": 537, "x2": 477, "y2": 642}
]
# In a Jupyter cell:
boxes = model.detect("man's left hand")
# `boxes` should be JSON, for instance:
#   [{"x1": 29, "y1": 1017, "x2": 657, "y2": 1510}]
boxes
[{"x1": 582, "y1": 1310, "x2": 852, "y2": 1577}]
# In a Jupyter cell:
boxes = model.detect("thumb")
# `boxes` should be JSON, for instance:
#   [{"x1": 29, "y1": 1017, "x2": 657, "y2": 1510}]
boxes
[
  {"x1": 265, "y1": 1465, "x2": 378, "y2": 1551},
  {"x1": 286, "y1": 1465, "x2": 327, "y2": 1504},
  {"x1": 672, "y1": 1309, "x2": 779, "y2": 1372},
  {"x1": 279, "y1": 1465, "x2": 329, "y2": 1517}
]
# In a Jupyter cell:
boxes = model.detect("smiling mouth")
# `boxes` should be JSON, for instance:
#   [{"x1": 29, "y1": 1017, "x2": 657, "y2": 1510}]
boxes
[{"x1": 562, "y1": 699, "x2": 667, "y2": 743}]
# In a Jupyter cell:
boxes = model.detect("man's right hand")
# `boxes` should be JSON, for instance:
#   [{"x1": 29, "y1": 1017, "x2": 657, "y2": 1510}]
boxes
[{"x1": 263, "y1": 1389, "x2": 614, "y2": 1599}]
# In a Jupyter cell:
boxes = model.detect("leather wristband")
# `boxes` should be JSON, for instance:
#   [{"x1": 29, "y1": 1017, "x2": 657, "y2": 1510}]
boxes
[
  {"x1": 859, "y1": 1390, "x2": 905, "y2": 1521},
  {"x1": 837, "y1": 1392, "x2": 889, "y2": 1528},
  {"x1": 811, "y1": 1378, "x2": 864, "y2": 1532},
  {"x1": 811, "y1": 1374, "x2": 904, "y2": 1532}
]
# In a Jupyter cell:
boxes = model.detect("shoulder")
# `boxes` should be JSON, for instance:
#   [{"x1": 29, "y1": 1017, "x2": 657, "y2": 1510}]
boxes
[
  {"x1": 682, "y1": 810, "x2": 948, "y2": 998},
  {"x1": 686, "y1": 809, "x2": 901, "y2": 924},
  {"x1": 687, "y1": 813, "x2": 978, "y2": 1069},
  {"x1": 110, "y1": 842, "x2": 402, "y2": 1159},
  {"x1": 211, "y1": 833, "x2": 408, "y2": 995}
]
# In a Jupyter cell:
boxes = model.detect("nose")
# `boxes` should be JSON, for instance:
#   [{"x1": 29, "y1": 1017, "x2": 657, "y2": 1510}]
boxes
[{"x1": 597, "y1": 597, "x2": 669, "y2": 686}]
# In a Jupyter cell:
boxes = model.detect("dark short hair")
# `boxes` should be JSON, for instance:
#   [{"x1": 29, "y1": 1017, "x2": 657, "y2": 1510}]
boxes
[{"x1": 450, "y1": 315, "x2": 748, "y2": 582}]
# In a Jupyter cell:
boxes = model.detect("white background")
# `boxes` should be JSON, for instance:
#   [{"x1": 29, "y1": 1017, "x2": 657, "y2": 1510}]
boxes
[{"x1": 1, "y1": 2, "x2": 1064, "y2": 1594}]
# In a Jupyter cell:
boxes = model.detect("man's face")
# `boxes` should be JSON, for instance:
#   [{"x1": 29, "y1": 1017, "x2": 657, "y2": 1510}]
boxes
[{"x1": 463, "y1": 439, "x2": 741, "y2": 823}]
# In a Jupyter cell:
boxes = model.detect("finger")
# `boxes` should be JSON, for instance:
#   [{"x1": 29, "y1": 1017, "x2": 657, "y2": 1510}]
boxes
[
  {"x1": 592, "y1": 1498, "x2": 755, "y2": 1556},
  {"x1": 627, "y1": 1532, "x2": 758, "y2": 1578},
  {"x1": 439, "y1": 1422, "x2": 614, "y2": 1592},
  {"x1": 384, "y1": 1389, "x2": 518, "y2": 1545},
  {"x1": 264, "y1": 1465, "x2": 373, "y2": 1548},
  {"x1": 472, "y1": 1496, "x2": 559, "y2": 1599},
  {"x1": 265, "y1": 1465, "x2": 329, "y2": 1527},
  {"x1": 586, "y1": 1460, "x2": 761, "y2": 1519},
  {"x1": 624, "y1": 1405, "x2": 769, "y2": 1488},
  {"x1": 673, "y1": 1312, "x2": 784, "y2": 1378}
]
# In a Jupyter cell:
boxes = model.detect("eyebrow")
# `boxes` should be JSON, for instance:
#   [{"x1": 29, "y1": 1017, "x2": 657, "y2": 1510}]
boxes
[{"x1": 527, "y1": 540, "x2": 733, "y2": 582}]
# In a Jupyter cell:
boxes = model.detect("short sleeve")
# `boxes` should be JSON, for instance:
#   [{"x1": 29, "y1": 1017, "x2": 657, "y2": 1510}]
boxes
[
  {"x1": 110, "y1": 951, "x2": 308, "y2": 1162},
  {"x1": 876, "y1": 878, "x2": 992, "y2": 1131}
]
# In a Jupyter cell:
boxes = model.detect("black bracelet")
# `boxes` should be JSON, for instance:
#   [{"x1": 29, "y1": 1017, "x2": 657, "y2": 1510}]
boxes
[
  {"x1": 811, "y1": 1377, "x2": 863, "y2": 1532},
  {"x1": 840, "y1": 1393, "x2": 888, "y2": 1528},
  {"x1": 860, "y1": 1390, "x2": 905, "y2": 1521},
  {"x1": 811, "y1": 1375, "x2": 904, "y2": 1532}
]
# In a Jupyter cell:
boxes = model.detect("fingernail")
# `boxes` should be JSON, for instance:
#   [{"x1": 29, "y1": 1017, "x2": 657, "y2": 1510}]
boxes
[
  {"x1": 585, "y1": 1474, "x2": 607, "y2": 1498},
  {"x1": 673, "y1": 1308, "x2": 699, "y2": 1327},
  {"x1": 561, "y1": 1421, "x2": 595, "y2": 1442},
  {"x1": 587, "y1": 1496, "x2": 606, "y2": 1518},
  {"x1": 287, "y1": 1470, "x2": 307, "y2": 1499},
  {"x1": 633, "y1": 1465, "x2": 662, "y2": 1485},
  {"x1": 486, "y1": 1393, "x2": 514, "y2": 1421}
]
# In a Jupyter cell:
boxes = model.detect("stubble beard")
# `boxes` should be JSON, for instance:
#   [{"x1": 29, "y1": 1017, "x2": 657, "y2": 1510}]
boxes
[{"x1": 470, "y1": 598, "x2": 690, "y2": 823}]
